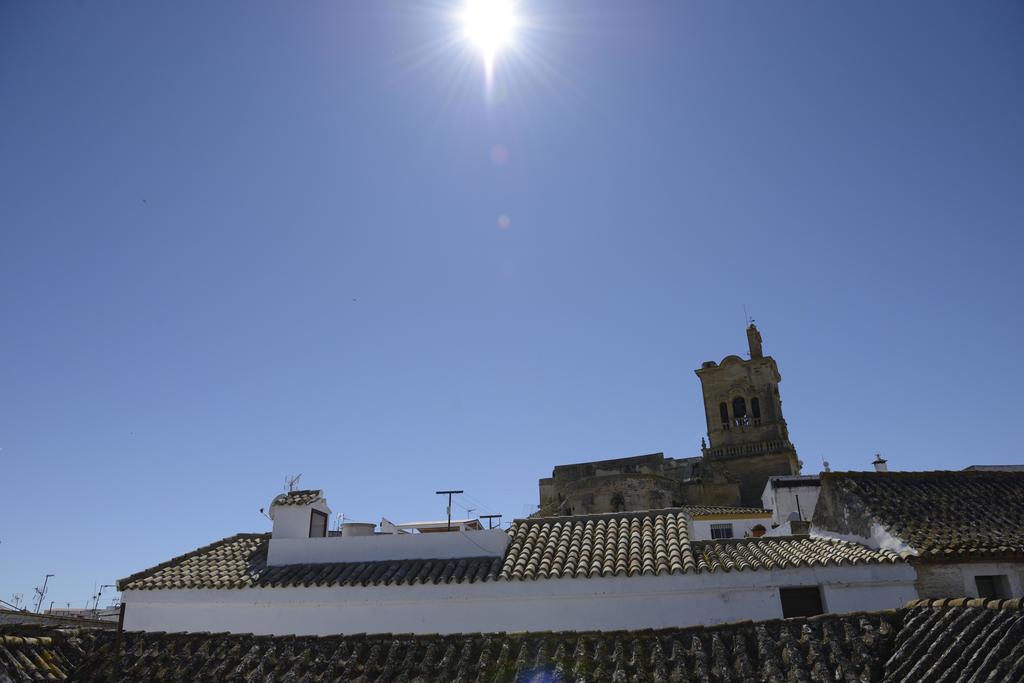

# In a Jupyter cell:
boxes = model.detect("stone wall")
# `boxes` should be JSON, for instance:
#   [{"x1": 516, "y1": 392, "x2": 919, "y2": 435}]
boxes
[
  {"x1": 708, "y1": 450, "x2": 800, "y2": 507},
  {"x1": 538, "y1": 452, "x2": 745, "y2": 515}
]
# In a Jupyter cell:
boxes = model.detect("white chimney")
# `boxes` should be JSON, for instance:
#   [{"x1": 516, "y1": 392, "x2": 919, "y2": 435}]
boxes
[{"x1": 872, "y1": 454, "x2": 888, "y2": 472}]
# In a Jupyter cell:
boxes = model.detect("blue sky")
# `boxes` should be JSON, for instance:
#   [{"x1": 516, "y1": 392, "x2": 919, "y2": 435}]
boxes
[{"x1": 1, "y1": 1, "x2": 1021, "y2": 610}]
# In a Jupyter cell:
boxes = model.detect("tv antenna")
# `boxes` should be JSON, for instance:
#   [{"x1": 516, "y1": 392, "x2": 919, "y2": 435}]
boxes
[
  {"x1": 743, "y1": 304, "x2": 753, "y2": 326},
  {"x1": 480, "y1": 514, "x2": 503, "y2": 529},
  {"x1": 436, "y1": 489, "x2": 464, "y2": 530},
  {"x1": 285, "y1": 474, "x2": 302, "y2": 492}
]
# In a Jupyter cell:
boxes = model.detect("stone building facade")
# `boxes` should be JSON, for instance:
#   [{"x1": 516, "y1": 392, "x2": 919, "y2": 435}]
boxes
[{"x1": 538, "y1": 324, "x2": 801, "y2": 515}]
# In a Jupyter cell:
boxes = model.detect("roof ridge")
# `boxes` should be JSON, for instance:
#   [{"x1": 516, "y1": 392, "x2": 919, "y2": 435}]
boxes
[
  {"x1": 822, "y1": 470, "x2": 1024, "y2": 479},
  {"x1": 906, "y1": 597, "x2": 1024, "y2": 610},
  {"x1": 513, "y1": 505, "x2": 769, "y2": 525}
]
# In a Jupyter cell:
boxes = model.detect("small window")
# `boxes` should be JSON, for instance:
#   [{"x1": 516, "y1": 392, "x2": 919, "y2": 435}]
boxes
[
  {"x1": 751, "y1": 524, "x2": 767, "y2": 538},
  {"x1": 309, "y1": 509, "x2": 328, "y2": 538},
  {"x1": 719, "y1": 402, "x2": 730, "y2": 429},
  {"x1": 779, "y1": 587, "x2": 824, "y2": 618},
  {"x1": 751, "y1": 397, "x2": 761, "y2": 425},
  {"x1": 710, "y1": 523, "x2": 734, "y2": 539},
  {"x1": 975, "y1": 575, "x2": 1011, "y2": 599}
]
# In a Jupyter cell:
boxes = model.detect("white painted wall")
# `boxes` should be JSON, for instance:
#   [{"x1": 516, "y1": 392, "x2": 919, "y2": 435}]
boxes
[
  {"x1": 267, "y1": 529, "x2": 510, "y2": 566},
  {"x1": 762, "y1": 483, "x2": 820, "y2": 526},
  {"x1": 122, "y1": 563, "x2": 918, "y2": 636},
  {"x1": 689, "y1": 517, "x2": 770, "y2": 541},
  {"x1": 956, "y1": 562, "x2": 1024, "y2": 598},
  {"x1": 271, "y1": 500, "x2": 332, "y2": 539}
]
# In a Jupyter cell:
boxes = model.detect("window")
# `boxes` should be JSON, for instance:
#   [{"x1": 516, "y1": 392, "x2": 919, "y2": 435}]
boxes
[
  {"x1": 751, "y1": 397, "x2": 761, "y2": 426},
  {"x1": 710, "y1": 523, "x2": 734, "y2": 539},
  {"x1": 610, "y1": 492, "x2": 626, "y2": 512},
  {"x1": 779, "y1": 587, "x2": 824, "y2": 618},
  {"x1": 751, "y1": 524, "x2": 767, "y2": 538},
  {"x1": 309, "y1": 509, "x2": 328, "y2": 538},
  {"x1": 732, "y1": 397, "x2": 748, "y2": 426},
  {"x1": 719, "y1": 402, "x2": 730, "y2": 430},
  {"x1": 975, "y1": 575, "x2": 1011, "y2": 599}
]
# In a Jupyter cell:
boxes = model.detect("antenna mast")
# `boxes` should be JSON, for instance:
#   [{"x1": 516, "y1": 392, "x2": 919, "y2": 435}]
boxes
[
  {"x1": 285, "y1": 474, "x2": 302, "y2": 492},
  {"x1": 435, "y1": 490, "x2": 464, "y2": 530},
  {"x1": 480, "y1": 514, "x2": 503, "y2": 529}
]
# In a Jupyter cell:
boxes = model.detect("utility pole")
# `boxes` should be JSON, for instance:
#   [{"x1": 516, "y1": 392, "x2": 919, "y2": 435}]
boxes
[
  {"x1": 435, "y1": 490, "x2": 463, "y2": 531},
  {"x1": 94, "y1": 585, "x2": 115, "y2": 613},
  {"x1": 33, "y1": 574, "x2": 53, "y2": 613},
  {"x1": 481, "y1": 514, "x2": 503, "y2": 529}
]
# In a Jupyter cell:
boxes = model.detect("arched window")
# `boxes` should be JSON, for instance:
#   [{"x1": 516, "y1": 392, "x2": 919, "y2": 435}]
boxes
[
  {"x1": 751, "y1": 397, "x2": 761, "y2": 426},
  {"x1": 732, "y1": 397, "x2": 747, "y2": 426},
  {"x1": 719, "y1": 402, "x2": 730, "y2": 430},
  {"x1": 751, "y1": 524, "x2": 767, "y2": 538},
  {"x1": 611, "y1": 492, "x2": 626, "y2": 512}
]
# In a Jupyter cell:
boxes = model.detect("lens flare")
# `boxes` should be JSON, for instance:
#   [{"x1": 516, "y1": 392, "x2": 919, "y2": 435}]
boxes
[{"x1": 461, "y1": 0, "x2": 517, "y2": 85}]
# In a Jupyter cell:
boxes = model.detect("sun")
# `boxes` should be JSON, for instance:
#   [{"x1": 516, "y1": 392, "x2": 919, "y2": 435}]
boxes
[{"x1": 461, "y1": 0, "x2": 518, "y2": 62}]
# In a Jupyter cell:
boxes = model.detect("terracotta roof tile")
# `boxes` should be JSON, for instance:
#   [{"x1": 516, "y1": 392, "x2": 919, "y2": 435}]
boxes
[
  {"x1": 121, "y1": 507, "x2": 900, "y2": 591},
  {"x1": 1, "y1": 611, "x2": 906, "y2": 681},
  {"x1": 270, "y1": 489, "x2": 323, "y2": 506},
  {"x1": 818, "y1": 471, "x2": 1024, "y2": 559},
  {"x1": 118, "y1": 534, "x2": 503, "y2": 591},
  {"x1": 501, "y1": 510, "x2": 696, "y2": 581},
  {"x1": 693, "y1": 536, "x2": 902, "y2": 572},
  {"x1": 8, "y1": 602, "x2": 1024, "y2": 680}
]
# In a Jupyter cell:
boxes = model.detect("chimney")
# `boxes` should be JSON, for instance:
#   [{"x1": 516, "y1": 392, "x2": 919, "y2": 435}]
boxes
[
  {"x1": 872, "y1": 454, "x2": 888, "y2": 472},
  {"x1": 746, "y1": 324, "x2": 763, "y2": 359}
]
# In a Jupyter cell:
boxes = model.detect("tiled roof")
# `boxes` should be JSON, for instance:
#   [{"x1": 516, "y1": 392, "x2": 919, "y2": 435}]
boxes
[
  {"x1": 2, "y1": 610, "x2": 903, "y2": 682},
  {"x1": 498, "y1": 508, "x2": 896, "y2": 581},
  {"x1": 121, "y1": 508, "x2": 900, "y2": 591},
  {"x1": 886, "y1": 598, "x2": 1024, "y2": 680},
  {"x1": 692, "y1": 536, "x2": 902, "y2": 572},
  {"x1": 0, "y1": 630, "x2": 91, "y2": 683},
  {"x1": 817, "y1": 470, "x2": 1024, "y2": 559},
  {"x1": 270, "y1": 489, "x2": 323, "y2": 506},
  {"x1": 8, "y1": 602, "x2": 1024, "y2": 681},
  {"x1": 119, "y1": 533, "x2": 503, "y2": 591},
  {"x1": 501, "y1": 510, "x2": 695, "y2": 580},
  {"x1": 680, "y1": 504, "x2": 771, "y2": 517}
]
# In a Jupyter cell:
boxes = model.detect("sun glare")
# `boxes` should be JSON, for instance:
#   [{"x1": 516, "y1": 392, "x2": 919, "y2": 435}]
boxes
[{"x1": 461, "y1": 0, "x2": 518, "y2": 63}]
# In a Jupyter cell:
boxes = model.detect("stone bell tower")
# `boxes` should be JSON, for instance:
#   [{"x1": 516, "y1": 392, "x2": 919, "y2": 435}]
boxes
[{"x1": 695, "y1": 324, "x2": 800, "y2": 505}]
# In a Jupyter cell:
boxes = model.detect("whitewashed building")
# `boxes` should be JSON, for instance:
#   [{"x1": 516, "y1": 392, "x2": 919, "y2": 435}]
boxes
[
  {"x1": 761, "y1": 474, "x2": 821, "y2": 535},
  {"x1": 812, "y1": 470, "x2": 1024, "y2": 601},
  {"x1": 118, "y1": 488, "x2": 917, "y2": 636}
]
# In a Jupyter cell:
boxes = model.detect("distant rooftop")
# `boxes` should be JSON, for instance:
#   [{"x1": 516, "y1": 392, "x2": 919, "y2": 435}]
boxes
[
  {"x1": 964, "y1": 464, "x2": 1024, "y2": 472},
  {"x1": 270, "y1": 489, "x2": 324, "y2": 507}
]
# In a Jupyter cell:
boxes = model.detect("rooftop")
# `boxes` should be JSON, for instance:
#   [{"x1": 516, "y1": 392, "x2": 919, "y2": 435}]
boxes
[
  {"x1": 5, "y1": 599, "x2": 1024, "y2": 681},
  {"x1": 815, "y1": 470, "x2": 1024, "y2": 559},
  {"x1": 120, "y1": 507, "x2": 899, "y2": 591},
  {"x1": 269, "y1": 489, "x2": 324, "y2": 507}
]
